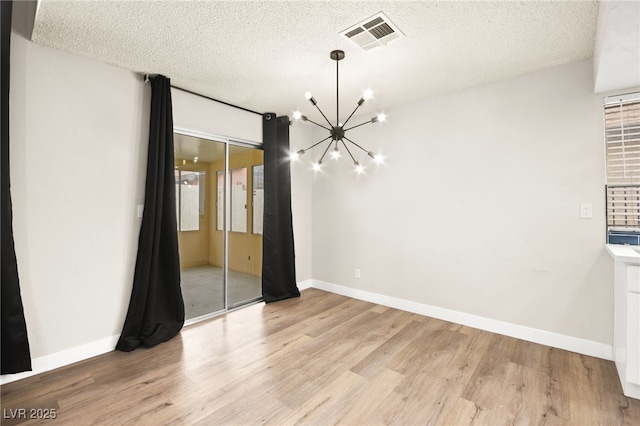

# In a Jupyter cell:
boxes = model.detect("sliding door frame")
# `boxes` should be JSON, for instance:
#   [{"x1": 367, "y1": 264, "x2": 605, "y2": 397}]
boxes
[{"x1": 174, "y1": 126, "x2": 263, "y2": 325}]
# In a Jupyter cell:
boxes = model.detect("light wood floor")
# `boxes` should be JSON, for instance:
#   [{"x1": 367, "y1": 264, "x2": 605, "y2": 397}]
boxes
[{"x1": 2, "y1": 288, "x2": 639, "y2": 425}]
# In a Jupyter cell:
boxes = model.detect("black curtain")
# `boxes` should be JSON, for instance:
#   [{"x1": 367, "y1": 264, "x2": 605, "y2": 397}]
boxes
[
  {"x1": 116, "y1": 75, "x2": 184, "y2": 352},
  {"x1": 1, "y1": 0, "x2": 32, "y2": 374},
  {"x1": 262, "y1": 114, "x2": 299, "y2": 303}
]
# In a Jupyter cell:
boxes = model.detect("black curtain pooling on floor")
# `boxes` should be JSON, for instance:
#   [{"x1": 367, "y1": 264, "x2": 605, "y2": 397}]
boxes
[
  {"x1": 1, "y1": 0, "x2": 33, "y2": 374},
  {"x1": 261, "y1": 113, "x2": 300, "y2": 303},
  {"x1": 116, "y1": 75, "x2": 184, "y2": 352}
]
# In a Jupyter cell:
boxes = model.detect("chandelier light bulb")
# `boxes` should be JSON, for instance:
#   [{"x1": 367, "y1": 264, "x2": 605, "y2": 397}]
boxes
[
  {"x1": 304, "y1": 92, "x2": 318, "y2": 106},
  {"x1": 331, "y1": 146, "x2": 341, "y2": 160},
  {"x1": 290, "y1": 152, "x2": 300, "y2": 161},
  {"x1": 376, "y1": 113, "x2": 387, "y2": 123},
  {"x1": 368, "y1": 151, "x2": 384, "y2": 164},
  {"x1": 312, "y1": 162, "x2": 322, "y2": 172},
  {"x1": 355, "y1": 164, "x2": 365, "y2": 174},
  {"x1": 363, "y1": 89, "x2": 373, "y2": 100},
  {"x1": 293, "y1": 111, "x2": 302, "y2": 120}
]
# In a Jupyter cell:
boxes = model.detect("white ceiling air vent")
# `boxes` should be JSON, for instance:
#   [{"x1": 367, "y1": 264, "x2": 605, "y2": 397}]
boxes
[{"x1": 340, "y1": 12, "x2": 405, "y2": 51}]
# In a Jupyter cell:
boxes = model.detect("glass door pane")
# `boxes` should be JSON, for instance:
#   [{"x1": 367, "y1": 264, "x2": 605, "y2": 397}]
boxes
[
  {"x1": 174, "y1": 133, "x2": 226, "y2": 320},
  {"x1": 227, "y1": 144, "x2": 263, "y2": 307}
]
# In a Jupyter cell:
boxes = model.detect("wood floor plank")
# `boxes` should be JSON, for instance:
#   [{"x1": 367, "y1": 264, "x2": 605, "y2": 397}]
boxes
[
  {"x1": 460, "y1": 332, "x2": 518, "y2": 410},
  {"x1": 1, "y1": 288, "x2": 638, "y2": 425},
  {"x1": 349, "y1": 319, "x2": 426, "y2": 379},
  {"x1": 334, "y1": 368, "x2": 405, "y2": 425},
  {"x1": 299, "y1": 297, "x2": 375, "y2": 338},
  {"x1": 491, "y1": 361, "x2": 566, "y2": 424},
  {"x1": 435, "y1": 328, "x2": 492, "y2": 387},
  {"x1": 511, "y1": 338, "x2": 553, "y2": 374},
  {"x1": 555, "y1": 350, "x2": 634, "y2": 425},
  {"x1": 373, "y1": 375, "x2": 463, "y2": 425},
  {"x1": 278, "y1": 369, "x2": 368, "y2": 425},
  {"x1": 435, "y1": 397, "x2": 496, "y2": 425}
]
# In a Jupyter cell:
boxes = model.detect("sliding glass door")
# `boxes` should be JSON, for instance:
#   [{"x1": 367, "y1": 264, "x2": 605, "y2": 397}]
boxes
[
  {"x1": 174, "y1": 132, "x2": 263, "y2": 321},
  {"x1": 227, "y1": 145, "x2": 263, "y2": 307}
]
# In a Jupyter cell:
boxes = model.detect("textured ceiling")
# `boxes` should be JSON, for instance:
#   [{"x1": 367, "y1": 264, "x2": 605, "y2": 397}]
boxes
[{"x1": 31, "y1": 0, "x2": 599, "y2": 119}]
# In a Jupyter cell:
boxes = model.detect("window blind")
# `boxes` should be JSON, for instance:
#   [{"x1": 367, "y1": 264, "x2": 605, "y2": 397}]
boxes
[{"x1": 605, "y1": 94, "x2": 640, "y2": 232}]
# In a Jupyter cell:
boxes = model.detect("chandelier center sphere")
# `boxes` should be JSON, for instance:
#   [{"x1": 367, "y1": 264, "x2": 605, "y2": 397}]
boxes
[{"x1": 331, "y1": 125, "x2": 345, "y2": 141}]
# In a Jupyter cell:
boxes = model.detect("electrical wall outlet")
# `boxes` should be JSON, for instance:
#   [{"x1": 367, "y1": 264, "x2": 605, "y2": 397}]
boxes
[
  {"x1": 355, "y1": 268, "x2": 361, "y2": 279},
  {"x1": 580, "y1": 203, "x2": 592, "y2": 219}
]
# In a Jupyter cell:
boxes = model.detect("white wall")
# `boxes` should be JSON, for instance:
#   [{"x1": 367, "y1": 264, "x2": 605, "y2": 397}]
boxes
[
  {"x1": 308, "y1": 59, "x2": 615, "y2": 346},
  {"x1": 8, "y1": 5, "x2": 149, "y2": 365}
]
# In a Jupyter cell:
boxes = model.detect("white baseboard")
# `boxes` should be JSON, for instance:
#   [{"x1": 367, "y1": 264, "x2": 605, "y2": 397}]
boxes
[
  {"x1": 297, "y1": 279, "x2": 314, "y2": 291},
  {"x1": 0, "y1": 334, "x2": 120, "y2": 385},
  {"x1": 311, "y1": 279, "x2": 613, "y2": 361}
]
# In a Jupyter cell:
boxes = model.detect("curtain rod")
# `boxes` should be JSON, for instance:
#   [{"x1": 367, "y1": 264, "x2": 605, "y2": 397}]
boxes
[{"x1": 170, "y1": 84, "x2": 263, "y2": 116}]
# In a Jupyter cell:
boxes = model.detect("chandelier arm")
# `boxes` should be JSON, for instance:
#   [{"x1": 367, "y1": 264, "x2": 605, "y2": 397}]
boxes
[
  {"x1": 313, "y1": 103, "x2": 334, "y2": 128},
  {"x1": 343, "y1": 136, "x2": 371, "y2": 155},
  {"x1": 305, "y1": 117, "x2": 332, "y2": 132},
  {"x1": 340, "y1": 139, "x2": 358, "y2": 164},
  {"x1": 317, "y1": 139, "x2": 334, "y2": 164},
  {"x1": 343, "y1": 120, "x2": 373, "y2": 132},
  {"x1": 341, "y1": 102, "x2": 363, "y2": 129},
  {"x1": 300, "y1": 135, "x2": 332, "y2": 152}
]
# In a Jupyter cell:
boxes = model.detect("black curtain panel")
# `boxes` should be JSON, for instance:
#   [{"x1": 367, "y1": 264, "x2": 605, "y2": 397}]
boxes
[
  {"x1": 262, "y1": 113, "x2": 300, "y2": 303},
  {"x1": 1, "y1": 0, "x2": 32, "y2": 375},
  {"x1": 116, "y1": 75, "x2": 184, "y2": 352}
]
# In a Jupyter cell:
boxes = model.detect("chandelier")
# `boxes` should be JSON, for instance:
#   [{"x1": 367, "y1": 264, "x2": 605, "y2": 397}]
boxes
[{"x1": 291, "y1": 50, "x2": 386, "y2": 173}]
